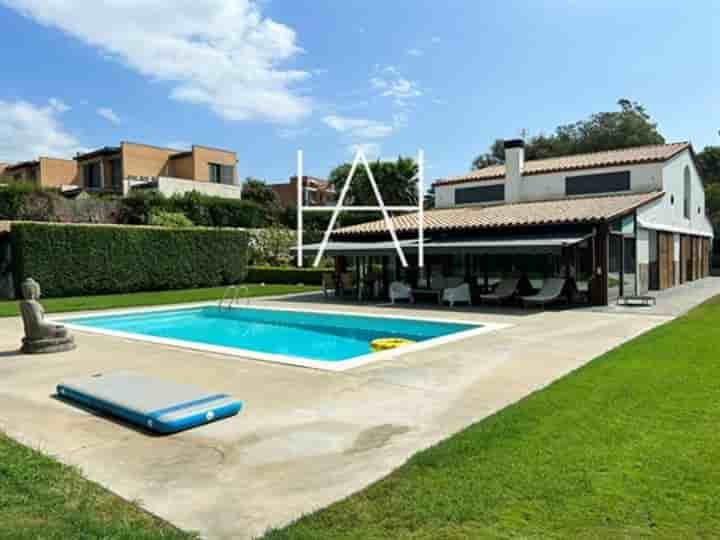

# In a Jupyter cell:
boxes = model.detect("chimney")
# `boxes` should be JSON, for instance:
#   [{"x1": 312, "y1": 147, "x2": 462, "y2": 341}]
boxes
[{"x1": 504, "y1": 139, "x2": 525, "y2": 203}]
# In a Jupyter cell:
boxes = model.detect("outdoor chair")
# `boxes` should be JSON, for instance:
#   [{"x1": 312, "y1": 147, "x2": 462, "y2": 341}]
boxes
[
  {"x1": 520, "y1": 278, "x2": 568, "y2": 309},
  {"x1": 442, "y1": 282, "x2": 471, "y2": 307},
  {"x1": 322, "y1": 273, "x2": 335, "y2": 299},
  {"x1": 478, "y1": 277, "x2": 519, "y2": 304},
  {"x1": 389, "y1": 281, "x2": 412, "y2": 304}
]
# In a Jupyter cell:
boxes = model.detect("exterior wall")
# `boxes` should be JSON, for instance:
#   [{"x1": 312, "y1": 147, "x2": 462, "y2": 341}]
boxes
[
  {"x1": 138, "y1": 177, "x2": 242, "y2": 199},
  {"x1": 191, "y1": 146, "x2": 238, "y2": 184},
  {"x1": 4, "y1": 164, "x2": 40, "y2": 184},
  {"x1": 637, "y1": 227, "x2": 650, "y2": 293},
  {"x1": 39, "y1": 157, "x2": 79, "y2": 187},
  {"x1": 435, "y1": 162, "x2": 663, "y2": 209},
  {"x1": 77, "y1": 155, "x2": 121, "y2": 192},
  {"x1": 272, "y1": 182, "x2": 294, "y2": 207},
  {"x1": 121, "y1": 142, "x2": 175, "y2": 179},
  {"x1": 169, "y1": 154, "x2": 194, "y2": 180},
  {"x1": 637, "y1": 149, "x2": 713, "y2": 237},
  {"x1": 0, "y1": 163, "x2": 8, "y2": 177}
]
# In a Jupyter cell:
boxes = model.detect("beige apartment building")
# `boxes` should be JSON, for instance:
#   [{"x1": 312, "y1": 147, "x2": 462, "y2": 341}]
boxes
[
  {"x1": 74, "y1": 142, "x2": 240, "y2": 197},
  {"x1": 2, "y1": 157, "x2": 79, "y2": 187}
]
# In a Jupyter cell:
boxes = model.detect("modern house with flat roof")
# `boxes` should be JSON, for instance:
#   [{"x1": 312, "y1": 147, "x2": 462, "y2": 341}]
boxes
[
  {"x1": 2, "y1": 157, "x2": 79, "y2": 188},
  {"x1": 272, "y1": 176, "x2": 336, "y2": 208},
  {"x1": 74, "y1": 142, "x2": 241, "y2": 198},
  {"x1": 306, "y1": 141, "x2": 713, "y2": 306}
]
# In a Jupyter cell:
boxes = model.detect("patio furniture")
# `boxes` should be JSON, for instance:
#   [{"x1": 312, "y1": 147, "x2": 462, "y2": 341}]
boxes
[
  {"x1": 442, "y1": 283, "x2": 472, "y2": 307},
  {"x1": 321, "y1": 273, "x2": 335, "y2": 299},
  {"x1": 57, "y1": 370, "x2": 242, "y2": 434},
  {"x1": 617, "y1": 295, "x2": 656, "y2": 307},
  {"x1": 389, "y1": 281, "x2": 412, "y2": 304},
  {"x1": 520, "y1": 278, "x2": 568, "y2": 309},
  {"x1": 411, "y1": 288, "x2": 442, "y2": 304},
  {"x1": 478, "y1": 278, "x2": 520, "y2": 304}
]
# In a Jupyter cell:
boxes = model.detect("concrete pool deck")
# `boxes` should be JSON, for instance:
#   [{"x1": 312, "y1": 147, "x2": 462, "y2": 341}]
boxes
[{"x1": 1, "y1": 277, "x2": 719, "y2": 539}]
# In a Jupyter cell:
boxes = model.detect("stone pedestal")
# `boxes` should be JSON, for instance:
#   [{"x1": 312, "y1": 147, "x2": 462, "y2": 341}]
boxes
[{"x1": 21, "y1": 335, "x2": 75, "y2": 354}]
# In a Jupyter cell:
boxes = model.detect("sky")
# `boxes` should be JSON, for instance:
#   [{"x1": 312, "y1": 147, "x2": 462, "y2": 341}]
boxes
[{"x1": 0, "y1": 0, "x2": 718, "y2": 186}]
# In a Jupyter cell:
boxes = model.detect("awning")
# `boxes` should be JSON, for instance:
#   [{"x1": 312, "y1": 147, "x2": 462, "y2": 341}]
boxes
[{"x1": 296, "y1": 232, "x2": 593, "y2": 256}]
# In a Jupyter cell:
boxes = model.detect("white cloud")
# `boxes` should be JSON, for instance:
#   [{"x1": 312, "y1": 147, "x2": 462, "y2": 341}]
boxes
[
  {"x1": 371, "y1": 74, "x2": 422, "y2": 106},
  {"x1": 0, "y1": 99, "x2": 84, "y2": 162},
  {"x1": 97, "y1": 107, "x2": 121, "y2": 124},
  {"x1": 48, "y1": 97, "x2": 70, "y2": 113},
  {"x1": 406, "y1": 48, "x2": 423, "y2": 57},
  {"x1": 431, "y1": 36, "x2": 441, "y2": 44},
  {"x1": 323, "y1": 115, "x2": 394, "y2": 139},
  {"x1": 4, "y1": 0, "x2": 311, "y2": 123},
  {"x1": 347, "y1": 142, "x2": 380, "y2": 159}
]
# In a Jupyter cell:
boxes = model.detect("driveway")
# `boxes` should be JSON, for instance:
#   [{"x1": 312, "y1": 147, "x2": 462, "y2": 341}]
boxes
[{"x1": 1, "y1": 278, "x2": 718, "y2": 539}]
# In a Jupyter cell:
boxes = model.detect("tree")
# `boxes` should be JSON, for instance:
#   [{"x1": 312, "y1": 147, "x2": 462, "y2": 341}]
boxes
[
  {"x1": 328, "y1": 156, "x2": 418, "y2": 206},
  {"x1": 472, "y1": 99, "x2": 665, "y2": 169},
  {"x1": 242, "y1": 177, "x2": 279, "y2": 206},
  {"x1": 697, "y1": 146, "x2": 720, "y2": 184}
]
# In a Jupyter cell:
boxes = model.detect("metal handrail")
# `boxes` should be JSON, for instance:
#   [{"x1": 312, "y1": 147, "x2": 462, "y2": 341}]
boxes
[{"x1": 218, "y1": 285, "x2": 250, "y2": 309}]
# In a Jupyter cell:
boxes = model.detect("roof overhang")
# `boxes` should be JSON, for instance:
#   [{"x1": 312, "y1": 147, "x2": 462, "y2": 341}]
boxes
[{"x1": 297, "y1": 232, "x2": 593, "y2": 257}]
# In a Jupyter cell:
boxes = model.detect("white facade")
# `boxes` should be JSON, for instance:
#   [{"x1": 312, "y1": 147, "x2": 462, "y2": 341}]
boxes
[{"x1": 124, "y1": 176, "x2": 243, "y2": 199}]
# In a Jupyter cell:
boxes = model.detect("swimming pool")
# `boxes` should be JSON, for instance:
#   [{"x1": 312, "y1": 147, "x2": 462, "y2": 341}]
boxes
[{"x1": 58, "y1": 305, "x2": 499, "y2": 370}]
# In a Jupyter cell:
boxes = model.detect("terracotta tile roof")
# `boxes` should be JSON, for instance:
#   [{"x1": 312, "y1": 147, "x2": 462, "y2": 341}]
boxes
[
  {"x1": 436, "y1": 143, "x2": 689, "y2": 186},
  {"x1": 334, "y1": 191, "x2": 663, "y2": 236}
]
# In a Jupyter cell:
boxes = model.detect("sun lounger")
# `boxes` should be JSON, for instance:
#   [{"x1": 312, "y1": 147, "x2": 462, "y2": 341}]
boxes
[
  {"x1": 479, "y1": 278, "x2": 519, "y2": 304},
  {"x1": 442, "y1": 283, "x2": 471, "y2": 307},
  {"x1": 520, "y1": 278, "x2": 567, "y2": 309},
  {"x1": 57, "y1": 371, "x2": 242, "y2": 434}
]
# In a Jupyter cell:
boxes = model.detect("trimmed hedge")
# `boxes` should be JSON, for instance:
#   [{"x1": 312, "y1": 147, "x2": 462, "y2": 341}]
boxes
[
  {"x1": 245, "y1": 266, "x2": 326, "y2": 285},
  {"x1": 10, "y1": 223, "x2": 249, "y2": 298}
]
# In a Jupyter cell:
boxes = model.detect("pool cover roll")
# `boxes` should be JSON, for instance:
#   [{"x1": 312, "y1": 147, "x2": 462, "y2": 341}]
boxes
[{"x1": 57, "y1": 370, "x2": 243, "y2": 434}]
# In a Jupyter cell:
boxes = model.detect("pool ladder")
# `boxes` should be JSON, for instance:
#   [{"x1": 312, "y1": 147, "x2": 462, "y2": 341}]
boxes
[{"x1": 218, "y1": 285, "x2": 250, "y2": 309}]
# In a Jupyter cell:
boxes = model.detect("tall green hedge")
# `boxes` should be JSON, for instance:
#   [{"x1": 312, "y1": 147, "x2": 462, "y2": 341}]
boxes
[
  {"x1": 10, "y1": 223, "x2": 249, "y2": 298},
  {"x1": 245, "y1": 266, "x2": 326, "y2": 285}
]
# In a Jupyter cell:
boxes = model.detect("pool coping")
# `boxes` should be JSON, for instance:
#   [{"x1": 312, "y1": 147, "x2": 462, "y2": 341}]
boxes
[{"x1": 50, "y1": 302, "x2": 511, "y2": 372}]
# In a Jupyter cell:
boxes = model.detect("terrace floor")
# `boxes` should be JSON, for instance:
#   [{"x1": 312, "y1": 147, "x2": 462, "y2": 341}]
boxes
[{"x1": 1, "y1": 278, "x2": 719, "y2": 540}]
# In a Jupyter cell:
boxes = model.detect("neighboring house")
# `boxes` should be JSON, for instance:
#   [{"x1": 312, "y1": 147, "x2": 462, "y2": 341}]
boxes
[
  {"x1": 74, "y1": 142, "x2": 241, "y2": 199},
  {"x1": 0, "y1": 162, "x2": 8, "y2": 177},
  {"x1": 308, "y1": 141, "x2": 713, "y2": 306},
  {"x1": 272, "y1": 176, "x2": 336, "y2": 208},
  {"x1": 2, "y1": 157, "x2": 79, "y2": 188}
]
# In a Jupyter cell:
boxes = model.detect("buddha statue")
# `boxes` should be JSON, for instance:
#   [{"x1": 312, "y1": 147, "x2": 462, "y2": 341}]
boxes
[{"x1": 19, "y1": 278, "x2": 75, "y2": 353}]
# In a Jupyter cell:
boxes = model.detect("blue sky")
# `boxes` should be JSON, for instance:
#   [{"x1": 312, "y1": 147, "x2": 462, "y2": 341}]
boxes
[{"x1": 0, "y1": 0, "x2": 717, "y2": 185}]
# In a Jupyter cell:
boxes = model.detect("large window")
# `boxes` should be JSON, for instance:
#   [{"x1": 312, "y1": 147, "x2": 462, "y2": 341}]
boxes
[
  {"x1": 83, "y1": 162, "x2": 101, "y2": 189},
  {"x1": 454, "y1": 184, "x2": 504, "y2": 205},
  {"x1": 209, "y1": 163, "x2": 235, "y2": 184},
  {"x1": 565, "y1": 171, "x2": 630, "y2": 196},
  {"x1": 109, "y1": 159, "x2": 122, "y2": 190},
  {"x1": 683, "y1": 166, "x2": 691, "y2": 219}
]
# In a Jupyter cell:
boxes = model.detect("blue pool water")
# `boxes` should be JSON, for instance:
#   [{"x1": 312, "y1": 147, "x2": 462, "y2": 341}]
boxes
[{"x1": 61, "y1": 306, "x2": 479, "y2": 362}]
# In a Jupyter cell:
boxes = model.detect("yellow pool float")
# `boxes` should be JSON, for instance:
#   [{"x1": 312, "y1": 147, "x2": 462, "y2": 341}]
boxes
[{"x1": 370, "y1": 337, "x2": 416, "y2": 352}]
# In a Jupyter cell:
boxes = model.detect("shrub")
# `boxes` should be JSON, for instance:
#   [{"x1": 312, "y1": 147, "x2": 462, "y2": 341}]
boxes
[
  {"x1": 148, "y1": 210, "x2": 194, "y2": 228},
  {"x1": 245, "y1": 266, "x2": 326, "y2": 285},
  {"x1": 0, "y1": 183, "x2": 44, "y2": 220},
  {"x1": 10, "y1": 222, "x2": 249, "y2": 297}
]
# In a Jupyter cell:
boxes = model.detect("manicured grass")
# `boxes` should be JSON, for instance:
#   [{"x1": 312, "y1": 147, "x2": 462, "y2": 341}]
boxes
[
  {"x1": 263, "y1": 297, "x2": 720, "y2": 539},
  {"x1": 0, "y1": 284, "x2": 317, "y2": 318},
  {"x1": 0, "y1": 433, "x2": 196, "y2": 540}
]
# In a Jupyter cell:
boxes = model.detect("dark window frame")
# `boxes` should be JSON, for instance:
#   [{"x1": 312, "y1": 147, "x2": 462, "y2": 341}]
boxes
[
  {"x1": 565, "y1": 170, "x2": 630, "y2": 197},
  {"x1": 454, "y1": 183, "x2": 505, "y2": 205}
]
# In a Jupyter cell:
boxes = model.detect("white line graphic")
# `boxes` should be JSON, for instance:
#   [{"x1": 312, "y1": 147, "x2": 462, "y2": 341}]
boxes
[{"x1": 296, "y1": 148, "x2": 425, "y2": 268}]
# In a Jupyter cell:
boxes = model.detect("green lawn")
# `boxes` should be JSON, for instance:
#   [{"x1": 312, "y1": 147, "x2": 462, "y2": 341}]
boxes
[
  {"x1": 0, "y1": 284, "x2": 317, "y2": 318},
  {"x1": 0, "y1": 433, "x2": 196, "y2": 540},
  {"x1": 2, "y1": 295, "x2": 719, "y2": 539},
  {"x1": 263, "y1": 297, "x2": 720, "y2": 539}
]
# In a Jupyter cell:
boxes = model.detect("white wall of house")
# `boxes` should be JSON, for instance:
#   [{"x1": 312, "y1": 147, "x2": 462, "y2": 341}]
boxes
[
  {"x1": 125, "y1": 176, "x2": 243, "y2": 199},
  {"x1": 435, "y1": 162, "x2": 663, "y2": 209},
  {"x1": 636, "y1": 150, "x2": 713, "y2": 237}
]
